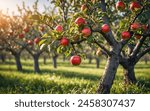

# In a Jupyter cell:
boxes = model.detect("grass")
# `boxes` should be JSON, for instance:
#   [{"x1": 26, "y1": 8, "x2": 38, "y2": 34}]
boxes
[{"x1": 0, "y1": 58, "x2": 150, "y2": 94}]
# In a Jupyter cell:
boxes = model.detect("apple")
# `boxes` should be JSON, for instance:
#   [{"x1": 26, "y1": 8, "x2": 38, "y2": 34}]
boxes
[
  {"x1": 81, "y1": 4, "x2": 87, "y2": 11},
  {"x1": 27, "y1": 40, "x2": 33, "y2": 45},
  {"x1": 19, "y1": 33, "x2": 24, "y2": 39},
  {"x1": 121, "y1": 31, "x2": 131, "y2": 39},
  {"x1": 34, "y1": 37, "x2": 40, "y2": 44},
  {"x1": 70, "y1": 55, "x2": 81, "y2": 65},
  {"x1": 82, "y1": 27, "x2": 91, "y2": 37},
  {"x1": 96, "y1": 48, "x2": 102, "y2": 56},
  {"x1": 55, "y1": 25, "x2": 63, "y2": 33},
  {"x1": 131, "y1": 23, "x2": 141, "y2": 30},
  {"x1": 142, "y1": 25, "x2": 148, "y2": 31},
  {"x1": 135, "y1": 34, "x2": 141, "y2": 39},
  {"x1": 39, "y1": 26, "x2": 45, "y2": 32},
  {"x1": 75, "y1": 17, "x2": 86, "y2": 26},
  {"x1": 116, "y1": 1, "x2": 125, "y2": 10},
  {"x1": 23, "y1": 27, "x2": 29, "y2": 33},
  {"x1": 130, "y1": 2, "x2": 141, "y2": 12},
  {"x1": 101, "y1": 24, "x2": 110, "y2": 33},
  {"x1": 60, "y1": 37, "x2": 69, "y2": 46}
]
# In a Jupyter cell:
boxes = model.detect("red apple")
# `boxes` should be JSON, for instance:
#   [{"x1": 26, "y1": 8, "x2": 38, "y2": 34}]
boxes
[
  {"x1": 131, "y1": 23, "x2": 141, "y2": 30},
  {"x1": 116, "y1": 1, "x2": 125, "y2": 10},
  {"x1": 135, "y1": 34, "x2": 141, "y2": 39},
  {"x1": 121, "y1": 31, "x2": 131, "y2": 39},
  {"x1": 82, "y1": 27, "x2": 91, "y2": 37},
  {"x1": 23, "y1": 27, "x2": 29, "y2": 33},
  {"x1": 27, "y1": 40, "x2": 33, "y2": 45},
  {"x1": 101, "y1": 24, "x2": 110, "y2": 33},
  {"x1": 81, "y1": 4, "x2": 87, "y2": 11},
  {"x1": 75, "y1": 17, "x2": 86, "y2": 26},
  {"x1": 142, "y1": 25, "x2": 148, "y2": 31},
  {"x1": 19, "y1": 33, "x2": 24, "y2": 39},
  {"x1": 34, "y1": 37, "x2": 40, "y2": 44},
  {"x1": 60, "y1": 37, "x2": 69, "y2": 46},
  {"x1": 130, "y1": 2, "x2": 141, "y2": 12},
  {"x1": 70, "y1": 55, "x2": 81, "y2": 65},
  {"x1": 55, "y1": 25, "x2": 63, "y2": 33}
]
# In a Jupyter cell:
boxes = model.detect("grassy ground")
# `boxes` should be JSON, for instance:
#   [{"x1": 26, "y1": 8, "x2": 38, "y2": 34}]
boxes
[{"x1": 0, "y1": 58, "x2": 150, "y2": 94}]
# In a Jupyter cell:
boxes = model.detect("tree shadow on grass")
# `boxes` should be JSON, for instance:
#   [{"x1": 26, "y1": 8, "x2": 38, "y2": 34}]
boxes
[{"x1": 22, "y1": 68, "x2": 100, "y2": 81}]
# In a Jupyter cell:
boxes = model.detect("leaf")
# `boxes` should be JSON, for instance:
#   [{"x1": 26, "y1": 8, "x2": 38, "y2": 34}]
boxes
[
  {"x1": 29, "y1": 14, "x2": 40, "y2": 21},
  {"x1": 39, "y1": 39, "x2": 47, "y2": 46},
  {"x1": 40, "y1": 44, "x2": 46, "y2": 50}
]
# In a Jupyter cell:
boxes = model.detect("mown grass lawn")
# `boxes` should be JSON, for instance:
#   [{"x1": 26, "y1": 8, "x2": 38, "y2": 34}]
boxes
[{"x1": 0, "y1": 58, "x2": 150, "y2": 94}]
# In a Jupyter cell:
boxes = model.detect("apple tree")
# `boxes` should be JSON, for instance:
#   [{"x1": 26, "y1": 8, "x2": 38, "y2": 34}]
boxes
[{"x1": 31, "y1": 0, "x2": 150, "y2": 93}]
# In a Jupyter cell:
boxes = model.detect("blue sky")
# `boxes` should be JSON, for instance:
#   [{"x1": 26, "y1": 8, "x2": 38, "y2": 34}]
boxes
[{"x1": 0, "y1": 0, "x2": 52, "y2": 14}]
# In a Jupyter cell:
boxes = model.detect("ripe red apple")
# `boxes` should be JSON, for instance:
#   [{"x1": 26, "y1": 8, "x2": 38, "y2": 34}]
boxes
[
  {"x1": 70, "y1": 55, "x2": 81, "y2": 66},
  {"x1": 60, "y1": 37, "x2": 69, "y2": 46},
  {"x1": 130, "y1": 2, "x2": 141, "y2": 12},
  {"x1": 55, "y1": 25, "x2": 63, "y2": 33},
  {"x1": 116, "y1": 1, "x2": 125, "y2": 10},
  {"x1": 19, "y1": 33, "x2": 24, "y2": 39},
  {"x1": 75, "y1": 17, "x2": 86, "y2": 26},
  {"x1": 81, "y1": 4, "x2": 87, "y2": 11},
  {"x1": 131, "y1": 23, "x2": 141, "y2": 30},
  {"x1": 34, "y1": 37, "x2": 40, "y2": 44},
  {"x1": 135, "y1": 34, "x2": 141, "y2": 39},
  {"x1": 27, "y1": 40, "x2": 33, "y2": 45},
  {"x1": 101, "y1": 24, "x2": 110, "y2": 33},
  {"x1": 121, "y1": 31, "x2": 131, "y2": 39},
  {"x1": 23, "y1": 27, "x2": 29, "y2": 33},
  {"x1": 82, "y1": 27, "x2": 91, "y2": 37}
]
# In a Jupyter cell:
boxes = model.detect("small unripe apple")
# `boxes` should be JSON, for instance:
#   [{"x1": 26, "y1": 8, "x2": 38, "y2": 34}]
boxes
[
  {"x1": 81, "y1": 4, "x2": 87, "y2": 11},
  {"x1": 39, "y1": 26, "x2": 45, "y2": 32},
  {"x1": 70, "y1": 55, "x2": 81, "y2": 66},
  {"x1": 96, "y1": 48, "x2": 102, "y2": 56},
  {"x1": 131, "y1": 23, "x2": 141, "y2": 30},
  {"x1": 23, "y1": 27, "x2": 29, "y2": 33},
  {"x1": 27, "y1": 40, "x2": 33, "y2": 45},
  {"x1": 19, "y1": 33, "x2": 24, "y2": 39},
  {"x1": 135, "y1": 34, "x2": 141, "y2": 39},
  {"x1": 82, "y1": 27, "x2": 91, "y2": 37},
  {"x1": 34, "y1": 37, "x2": 40, "y2": 44},
  {"x1": 116, "y1": 1, "x2": 125, "y2": 11},
  {"x1": 121, "y1": 31, "x2": 131, "y2": 39},
  {"x1": 75, "y1": 17, "x2": 86, "y2": 26},
  {"x1": 55, "y1": 25, "x2": 63, "y2": 33},
  {"x1": 60, "y1": 37, "x2": 69, "y2": 46},
  {"x1": 101, "y1": 24, "x2": 110, "y2": 33},
  {"x1": 130, "y1": 2, "x2": 141, "y2": 12}
]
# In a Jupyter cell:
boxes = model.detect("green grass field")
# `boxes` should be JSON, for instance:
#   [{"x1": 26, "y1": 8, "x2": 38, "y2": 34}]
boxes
[{"x1": 0, "y1": 58, "x2": 150, "y2": 94}]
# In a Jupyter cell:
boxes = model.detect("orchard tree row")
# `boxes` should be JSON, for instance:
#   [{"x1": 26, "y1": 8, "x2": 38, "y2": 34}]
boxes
[{"x1": 0, "y1": 0, "x2": 150, "y2": 93}]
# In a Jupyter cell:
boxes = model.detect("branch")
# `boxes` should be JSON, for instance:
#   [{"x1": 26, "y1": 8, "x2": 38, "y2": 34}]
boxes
[
  {"x1": 130, "y1": 33, "x2": 149, "y2": 58},
  {"x1": 135, "y1": 47, "x2": 150, "y2": 63},
  {"x1": 96, "y1": 0, "x2": 117, "y2": 46},
  {"x1": 93, "y1": 39, "x2": 111, "y2": 56},
  {"x1": 71, "y1": 38, "x2": 86, "y2": 44},
  {"x1": 26, "y1": 47, "x2": 34, "y2": 56},
  {"x1": 121, "y1": 5, "x2": 145, "y2": 46}
]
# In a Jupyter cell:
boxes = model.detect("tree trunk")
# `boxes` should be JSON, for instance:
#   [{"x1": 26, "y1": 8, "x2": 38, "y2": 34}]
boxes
[
  {"x1": 43, "y1": 56, "x2": 47, "y2": 64},
  {"x1": 14, "y1": 54, "x2": 22, "y2": 71},
  {"x1": 124, "y1": 66, "x2": 136, "y2": 84},
  {"x1": 95, "y1": 57, "x2": 100, "y2": 68},
  {"x1": 0, "y1": 54, "x2": 5, "y2": 62},
  {"x1": 97, "y1": 55, "x2": 119, "y2": 94},
  {"x1": 52, "y1": 55, "x2": 57, "y2": 68},
  {"x1": 33, "y1": 54, "x2": 40, "y2": 73},
  {"x1": 63, "y1": 55, "x2": 66, "y2": 62},
  {"x1": 88, "y1": 57, "x2": 92, "y2": 64}
]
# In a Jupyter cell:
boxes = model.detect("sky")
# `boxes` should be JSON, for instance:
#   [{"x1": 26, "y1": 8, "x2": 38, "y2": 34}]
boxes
[{"x1": 0, "y1": 0, "x2": 52, "y2": 15}]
